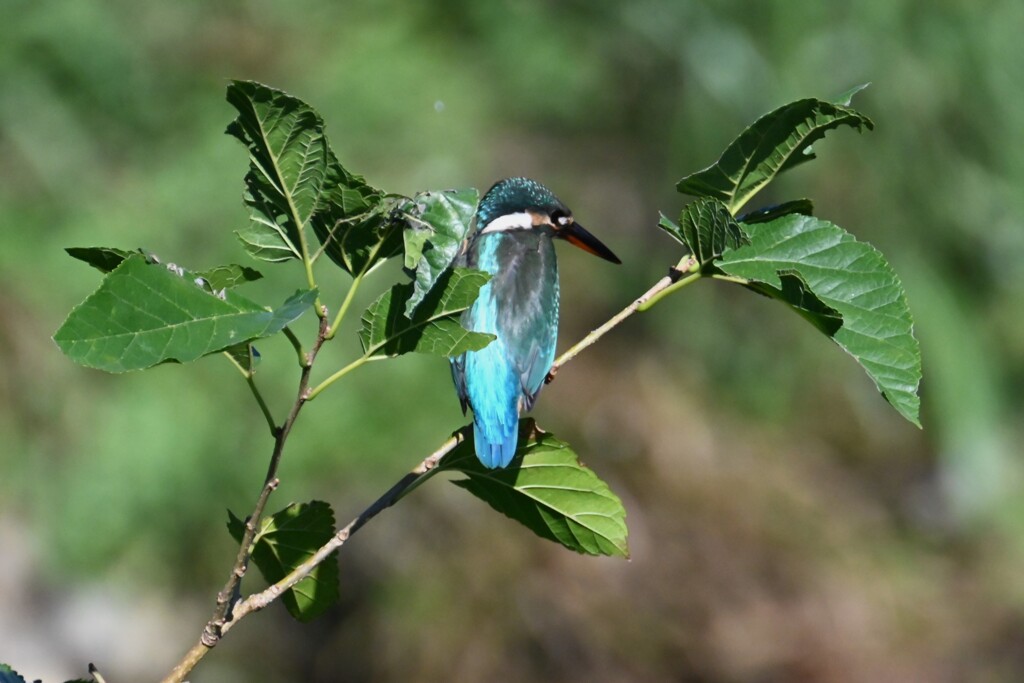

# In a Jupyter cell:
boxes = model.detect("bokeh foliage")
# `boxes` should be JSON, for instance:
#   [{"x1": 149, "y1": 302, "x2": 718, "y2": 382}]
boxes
[{"x1": 2, "y1": 1, "x2": 1022, "y2": 681}]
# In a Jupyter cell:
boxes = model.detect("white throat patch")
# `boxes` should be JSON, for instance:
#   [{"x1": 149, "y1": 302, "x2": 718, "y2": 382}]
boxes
[{"x1": 479, "y1": 211, "x2": 534, "y2": 235}]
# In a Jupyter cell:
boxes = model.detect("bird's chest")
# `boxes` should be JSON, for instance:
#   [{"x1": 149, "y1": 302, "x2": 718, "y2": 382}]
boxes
[{"x1": 464, "y1": 231, "x2": 559, "y2": 338}]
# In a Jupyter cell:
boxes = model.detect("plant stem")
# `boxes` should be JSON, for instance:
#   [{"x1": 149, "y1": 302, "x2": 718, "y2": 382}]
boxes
[
  {"x1": 162, "y1": 315, "x2": 330, "y2": 683},
  {"x1": 325, "y1": 232, "x2": 390, "y2": 340},
  {"x1": 223, "y1": 350, "x2": 276, "y2": 437},
  {"x1": 306, "y1": 355, "x2": 378, "y2": 401},
  {"x1": 288, "y1": 204, "x2": 323, "y2": 320},
  {"x1": 635, "y1": 270, "x2": 701, "y2": 312},
  {"x1": 246, "y1": 375, "x2": 277, "y2": 438},
  {"x1": 326, "y1": 271, "x2": 364, "y2": 340},
  {"x1": 282, "y1": 326, "x2": 307, "y2": 367}
]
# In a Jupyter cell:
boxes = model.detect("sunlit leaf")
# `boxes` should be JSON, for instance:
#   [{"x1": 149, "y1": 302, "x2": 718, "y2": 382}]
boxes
[
  {"x1": 227, "y1": 501, "x2": 339, "y2": 622},
  {"x1": 53, "y1": 255, "x2": 316, "y2": 372},
  {"x1": 358, "y1": 267, "x2": 494, "y2": 358},
  {"x1": 677, "y1": 95, "x2": 874, "y2": 214},
  {"x1": 227, "y1": 81, "x2": 403, "y2": 276},
  {"x1": 226, "y1": 81, "x2": 331, "y2": 262},
  {"x1": 403, "y1": 221, "x2": 432, "y2": 270},
  {"x1": 235, "y1": 200, "x2": 300, "y2": 262},
  {"x1": 398, "y1": 188, "x2": 479, "y2": 316},
  {"x1": 440, "y1": 420, "x2": 629, "y2": 557},
  {"x1": 716, "y1": 214, "x2": 921, "y2": 425}
]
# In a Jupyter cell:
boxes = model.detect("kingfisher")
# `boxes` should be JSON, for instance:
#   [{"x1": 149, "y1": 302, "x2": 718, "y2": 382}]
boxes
[{"x1": 451, "y1": 177, "x2": 621, "y2": 469}]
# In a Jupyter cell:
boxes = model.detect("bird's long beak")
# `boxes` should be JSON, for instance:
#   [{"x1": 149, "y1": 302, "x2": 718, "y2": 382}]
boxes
[{"x1": 557, "y1": 221, "x2": 622, "y2": 264}]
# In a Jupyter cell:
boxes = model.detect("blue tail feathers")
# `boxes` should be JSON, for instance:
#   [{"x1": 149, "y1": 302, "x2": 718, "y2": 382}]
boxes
[
  {"x1": 462, "y1": 330, "x2": 523, "y2": 468},
  {"x1": 473, "y1": 414, "x2": 519, "y2": 468}
]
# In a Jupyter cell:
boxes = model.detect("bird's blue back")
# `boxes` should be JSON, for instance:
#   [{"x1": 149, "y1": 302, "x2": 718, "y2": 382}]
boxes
[{"x1": 452, "y1": 229, "x2": 559, "y2": 468}]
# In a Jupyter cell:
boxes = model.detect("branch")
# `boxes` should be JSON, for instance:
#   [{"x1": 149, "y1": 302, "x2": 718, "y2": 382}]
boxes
[
  {"x1": 235, "y1": 255, "x2": 704, "y2": 620},
  {"x1": 221, "y1": 430, "x2": 466, "y2": 631},
  {"x1": 162, "y1": 251, "x2": 703, "y2": 683}
]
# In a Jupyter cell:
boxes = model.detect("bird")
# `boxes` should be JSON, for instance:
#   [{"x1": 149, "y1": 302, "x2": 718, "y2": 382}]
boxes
[{"x1": 451, "y1": 177, "x2": 621, "y2": 469}]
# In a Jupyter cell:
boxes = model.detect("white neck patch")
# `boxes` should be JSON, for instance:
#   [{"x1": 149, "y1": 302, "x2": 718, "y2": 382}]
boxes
[{"x1": 479, "y1": 211, "x2": 534, "y2": 235}]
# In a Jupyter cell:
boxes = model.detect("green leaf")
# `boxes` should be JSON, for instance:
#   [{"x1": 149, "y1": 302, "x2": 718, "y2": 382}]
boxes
[
  {"x1": 309, "y1": 168, "x2": 398, "y2": 277},
  {"x1": 716, "y1": 214, "x2": 921, "y2": 426},
  {"x1": 311, "y1": 201, "x2": 403, "y2": 276},
  {"x1": 53, "y1": 255, "x2": 316, "y2": 372},
  {"x1": 834, "y1": 82, "x2": 870, "y2": 106},
  {"x1": 659, "y1": 197, "x2": 747, "y2": 269},
  {"x1": 0, "y1": 663, "x2": 28, "y2": 683},
  {"x1": 737, "y1": 198, "x2": 814, "y2": 225},
  {"x1": 677, "y1": 96, "x2": 874, "y2": 214},
  {"x1": 225, "y1": 343, "x2": 260, "y2": 373},
  {"x1": 194, "y1": 263, "x2": 263, "y2": 290},
  {"x1": 66, "y1": 248, "x2": 263, "y2": 292},
  {"x1": 440, "y1": 420, "x2": 629, "y2": 557},
  {"x1": 66, "y1": 246, "x2": 140, "y2": 273},
  {"x1": 226, "y1": 80, "x2": 333, "y2": 262},
  {"x1": 744, "y1": 274, "x2": 843, "y2": 337},
  {"x1": 398, "y1": 188, "x2": 479, "y2": 316},
  {"x1": 358, "y1": 267, "x2": 495, "y2": 358},
  {"x1": 235, "y1": 203, "x2": 300, "y2": 262},
  {"x1": 403, "y1": 221, "x2": 432, "y2": 270},
  {"x1": 227, "y1": 80, "x2": 392, "y2": 274},
  {"x1": 227, "y1": 501, "x2": 339, "y2": 622}
]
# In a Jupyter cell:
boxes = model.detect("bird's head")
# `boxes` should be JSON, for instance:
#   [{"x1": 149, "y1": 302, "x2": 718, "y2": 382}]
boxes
[{"x1": 474, "y1": 177, "x2": 621, "y2": 264}]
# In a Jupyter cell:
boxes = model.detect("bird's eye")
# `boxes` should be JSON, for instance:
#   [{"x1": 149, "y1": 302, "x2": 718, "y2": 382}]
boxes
[{"x1": 551, "y1": 209, "x2": 572, "y2": 226}]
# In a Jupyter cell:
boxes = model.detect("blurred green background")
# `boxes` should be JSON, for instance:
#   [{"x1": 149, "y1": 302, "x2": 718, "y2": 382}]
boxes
[{"x1": 2, "y1": 1, "x2": 1022, "y2": 681}]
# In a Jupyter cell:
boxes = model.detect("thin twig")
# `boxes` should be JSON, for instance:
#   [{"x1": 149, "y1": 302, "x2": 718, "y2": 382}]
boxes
[
  {"x1": 246, "y1": 375, "x2": 277, "y2": 438},
  {"x1": 222, "y1": 349, "x2": 249, "y2": 378},
  {"x1": 325, "y1": 235, "x2": 389, "y2": 340},
  {"x1": 636, "y1": 268, "x2": 701, "y2": 311},
  {"x1": 306, "y1": 355, "x2": 375, "y2": 401},
  {"x1": 223, "y1": 350, "x2": 277, "y2": 438},
  {"x1": 282, "y1": 325, "x2": 307, "y2": 367}
]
